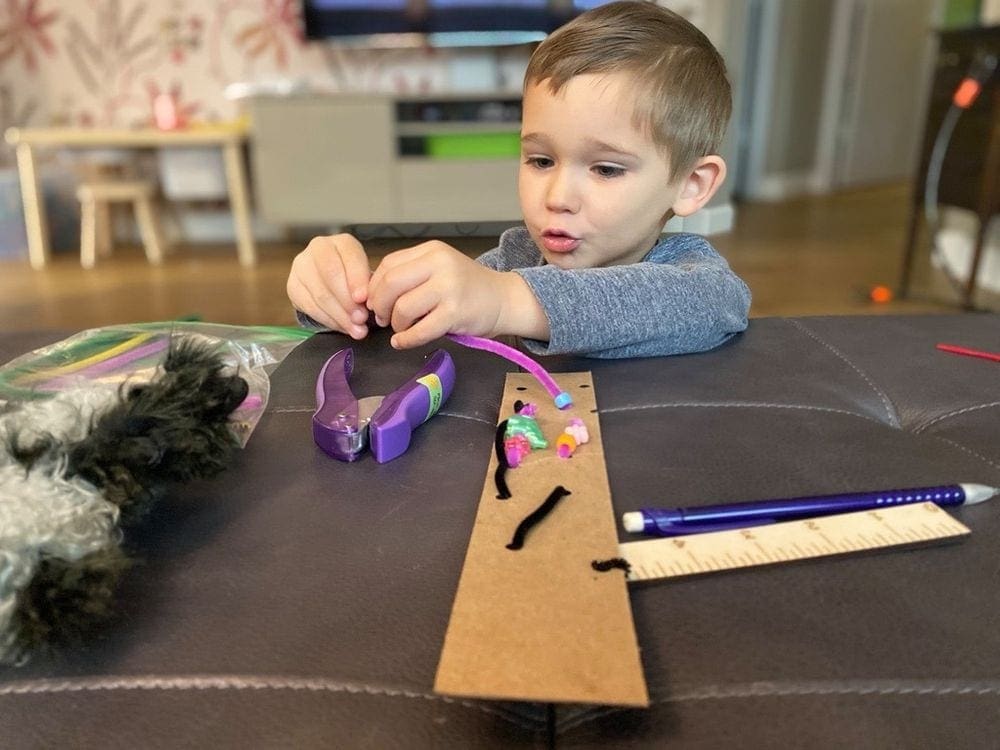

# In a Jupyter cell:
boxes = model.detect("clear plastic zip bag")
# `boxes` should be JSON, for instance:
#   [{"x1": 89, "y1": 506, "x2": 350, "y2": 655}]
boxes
[{"x1": 0, "y1": 322, "x2": 312, "y2": 446}]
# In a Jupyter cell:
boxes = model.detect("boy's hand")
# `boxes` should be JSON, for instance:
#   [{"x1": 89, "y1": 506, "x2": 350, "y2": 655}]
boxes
[
  {"x1": 286, "y1": 234, "x2": 372, "y2": 339},
  {"x1": 367, "y1": 241, "x2": 548, "y2": 349}
]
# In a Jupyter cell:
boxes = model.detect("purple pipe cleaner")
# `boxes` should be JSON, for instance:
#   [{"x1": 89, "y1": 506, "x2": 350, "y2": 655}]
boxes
[{"x1": 446, "y1": 334, "x2": 572, "y2": 409}]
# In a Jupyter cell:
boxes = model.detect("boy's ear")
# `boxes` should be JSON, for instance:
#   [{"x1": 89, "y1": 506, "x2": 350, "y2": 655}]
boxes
[{"x1": 670, "y1": 156, "x2": 726, "y2": 217}]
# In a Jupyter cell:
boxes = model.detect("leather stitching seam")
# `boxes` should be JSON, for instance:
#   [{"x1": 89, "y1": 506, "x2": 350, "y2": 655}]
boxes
[
  {"x1": 0, "y1": 676, "x2": 549, "y2": 731},
  {"x1": 557, "y1": 679, "x2": 1000, "y2": 732},
  {"x1": 786, "y1": 319, "x2": 900, "y2": 427},
  {"x1": 601, "y1": 401, "x2": 886, "y2": 426},
  {"x1": 913, "y1": 401, "x2": 1000, "y2": 434}
]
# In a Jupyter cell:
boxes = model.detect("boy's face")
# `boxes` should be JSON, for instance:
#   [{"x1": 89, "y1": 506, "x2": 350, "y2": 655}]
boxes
[{"x1": 519, "y1": 72, "x2": 681, "y2": 269}]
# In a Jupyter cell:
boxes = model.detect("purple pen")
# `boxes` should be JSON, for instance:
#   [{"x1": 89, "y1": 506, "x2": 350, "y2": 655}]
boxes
[{"x1": 622, "y1": 483, "x2": 999, "y2": 537}]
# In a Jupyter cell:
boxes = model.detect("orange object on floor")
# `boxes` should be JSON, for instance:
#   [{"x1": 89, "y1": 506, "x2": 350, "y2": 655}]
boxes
[{"x1": 869, "y1": 284, "x2": 894, "y2": 304}]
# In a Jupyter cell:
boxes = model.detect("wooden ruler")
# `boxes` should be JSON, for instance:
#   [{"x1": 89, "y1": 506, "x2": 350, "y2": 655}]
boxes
[{"x1": 620, "y1": 502, "x2": 970, "y2": 583}]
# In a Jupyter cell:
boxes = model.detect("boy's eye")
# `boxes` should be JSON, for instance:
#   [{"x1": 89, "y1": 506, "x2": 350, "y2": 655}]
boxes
[
  {"x1": 593, "y1": 164, "x2": 626, "y2": 178},
  {"x1": 524, "y1": 156, "x2": 554, "y2": 169}
]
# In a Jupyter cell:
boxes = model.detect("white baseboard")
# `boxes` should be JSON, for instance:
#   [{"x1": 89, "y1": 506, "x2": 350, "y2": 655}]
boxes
[
  {"x1": 665, "y1": 201, "x2": 735, "y2": 236},
  {"x1": 748, "y1": 171, "x2": 816, "y2": 202}
]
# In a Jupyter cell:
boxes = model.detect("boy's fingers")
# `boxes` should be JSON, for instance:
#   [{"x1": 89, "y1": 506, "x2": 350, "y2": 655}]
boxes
[
  {"x1": 313, "y1": 255, "x2": 355, "y2": 316},
  {"x1": 390, "y1": 309, "x2": 448, "y2": 350},
  {"x1": 329, "y1": 234, "x2": 372, "y2": 303},
  {"x1": 310, "y1": 240, "x2": 359, "y2": 310},
  {"x1": 288, "y1": 276, "x2": 346, "y2": 332},
  {"x1": 288, "y1": 257, "x2": 334, "y2": 324},
  {"x1": 388, "y1": 285, "x2": 438, "y2": 334},
  {"x1": 368, "y1": 243, "x2": 432, "y2": 299},
  {"x1": 309, "y1": 243, "x2": 373, "y2": 326},
  {"x1": 289, "y1": 265, "x2": 368, "y2": 340},
  {"x1": 368, "y1": 258, "x2": 432, "y2": 322}
]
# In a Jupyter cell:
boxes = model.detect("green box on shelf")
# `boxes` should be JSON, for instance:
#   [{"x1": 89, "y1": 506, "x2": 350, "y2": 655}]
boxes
[{"x1": 425, "y1": 132, "x2": 521, "y2": 159}]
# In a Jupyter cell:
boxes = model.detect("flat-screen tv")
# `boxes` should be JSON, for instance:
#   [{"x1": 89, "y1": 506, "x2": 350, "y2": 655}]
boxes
[{"x1": 302, "y1": 1, "x2": 608, "y2": 46}]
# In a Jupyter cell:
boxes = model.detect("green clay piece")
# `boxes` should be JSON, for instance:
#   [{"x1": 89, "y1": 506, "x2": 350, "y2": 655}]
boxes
[{"x1": 505, "y1": 414, "x2": 548, "y2": 449}]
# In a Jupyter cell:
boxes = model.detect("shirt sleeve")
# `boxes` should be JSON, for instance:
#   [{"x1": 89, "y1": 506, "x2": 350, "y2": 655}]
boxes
[
  {"x1": 511, "y1": 234, "x2": 751, "y2": 359},
  {"x1": 475, "y1": 227, "x2": 541, "y2": 271}
]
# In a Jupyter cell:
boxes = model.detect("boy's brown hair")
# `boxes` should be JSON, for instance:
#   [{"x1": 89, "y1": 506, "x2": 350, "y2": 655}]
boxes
[{"x1": 524, "y1": 0, "x2": 731, "y2": 180}]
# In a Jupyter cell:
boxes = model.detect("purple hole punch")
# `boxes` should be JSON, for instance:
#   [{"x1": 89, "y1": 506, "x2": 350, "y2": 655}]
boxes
[{"x1": 312, "y1": 348, "x2": 455, "y2": 463}]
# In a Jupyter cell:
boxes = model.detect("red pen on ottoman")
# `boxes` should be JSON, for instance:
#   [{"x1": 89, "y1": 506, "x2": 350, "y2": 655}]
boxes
[{"x1": 936, "y1": 343, "x2": 1000, "y2": 363}]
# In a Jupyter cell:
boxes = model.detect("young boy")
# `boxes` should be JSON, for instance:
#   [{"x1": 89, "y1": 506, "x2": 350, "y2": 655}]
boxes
[{"x1": 287, "y1": 0, "x2": 751, "y2": 359}]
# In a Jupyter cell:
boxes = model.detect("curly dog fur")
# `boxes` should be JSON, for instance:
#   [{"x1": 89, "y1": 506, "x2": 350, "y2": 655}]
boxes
[{"x1": 0, "y1": 339, "x2": 247, "y2": 665}]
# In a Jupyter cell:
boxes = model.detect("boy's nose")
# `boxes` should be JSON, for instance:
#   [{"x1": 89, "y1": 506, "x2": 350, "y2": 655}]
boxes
[{"x1": 544, "y1": 170, "x2": 580, "y2": 213}]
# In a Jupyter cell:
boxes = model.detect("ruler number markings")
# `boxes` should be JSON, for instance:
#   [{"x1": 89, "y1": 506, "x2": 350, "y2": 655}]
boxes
[{"x1": 619, "y1": 503, "x2": 970, "y2": 583}]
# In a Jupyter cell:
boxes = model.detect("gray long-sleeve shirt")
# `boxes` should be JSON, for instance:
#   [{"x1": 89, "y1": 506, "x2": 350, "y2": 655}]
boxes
[
  {"x1": 478, "y1": 227, "x2": 750, "y2": 359},
  {"x1": 296, "y1": 227, "x2": 750, "y2": 359}
]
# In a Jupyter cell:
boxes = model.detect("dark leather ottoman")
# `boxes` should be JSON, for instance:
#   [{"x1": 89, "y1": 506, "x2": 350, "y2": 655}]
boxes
[{"x1": 1, "y1": 314, "x2": 998, "y2": 748}]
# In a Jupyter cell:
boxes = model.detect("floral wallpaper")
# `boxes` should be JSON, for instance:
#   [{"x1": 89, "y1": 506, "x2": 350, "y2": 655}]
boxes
[
  {"x1": 0, "y1": 0, "x2": 714, "y2": 173},
  {"x1": 0, "y1": 0, "x2": 709, "y2": 132},
  {"x1": 0, "y1": 0, "x2": 711, "y2": 254},
  {"x1": 0, "y1": 0, "x2": 465, "y2": 142}
]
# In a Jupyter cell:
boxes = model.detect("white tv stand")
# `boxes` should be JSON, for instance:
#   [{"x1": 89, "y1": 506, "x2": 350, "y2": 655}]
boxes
[{"x1": 247, "y1": 92, "x2": 523, "y2": 227}]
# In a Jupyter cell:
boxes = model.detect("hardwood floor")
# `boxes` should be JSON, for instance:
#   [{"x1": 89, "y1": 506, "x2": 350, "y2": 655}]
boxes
[
  {"x1": 718, "y1": 183, "x2": 999, "y2": 317},
  {"x1": 0, "y1": 181, "x2": 987, "y2": 336}
]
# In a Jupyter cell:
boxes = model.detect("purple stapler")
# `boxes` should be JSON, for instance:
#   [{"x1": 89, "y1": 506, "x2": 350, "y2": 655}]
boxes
[{"x1": 312, "y1": 348, "x2": 455, "y2": 463}]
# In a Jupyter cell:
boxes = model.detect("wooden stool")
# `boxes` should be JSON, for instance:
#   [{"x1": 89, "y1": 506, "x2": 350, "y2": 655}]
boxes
[{"x1": 76, "y1": 180, "x2": 165, "y2": 268}]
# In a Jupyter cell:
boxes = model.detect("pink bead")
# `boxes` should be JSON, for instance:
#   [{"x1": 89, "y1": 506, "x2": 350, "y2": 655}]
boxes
[
  {"x1": 565, "y1": 418, "x2": 589, "y2": 444},
  {"x1": 504, "y1": 434, "x2": 531, "y2": 468}
]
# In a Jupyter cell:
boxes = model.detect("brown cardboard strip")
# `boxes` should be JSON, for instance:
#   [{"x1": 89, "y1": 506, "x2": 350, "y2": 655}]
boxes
[{"x1": 434, "y1": 372, "x2": 648, "y2": 707}]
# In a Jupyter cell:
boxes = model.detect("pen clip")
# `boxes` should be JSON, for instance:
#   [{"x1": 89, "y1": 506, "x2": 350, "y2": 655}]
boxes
[{"x1": 638, "y1": 514, "x2": 778, "y2": 537}]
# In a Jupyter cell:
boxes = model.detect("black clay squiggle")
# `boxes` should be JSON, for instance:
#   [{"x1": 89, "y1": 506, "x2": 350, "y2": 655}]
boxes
[
  {"x1": 591, "y1": 558, "x2": 632, "y2": 575},
  {"x1": 494, "y1": 419, "x2": 511, "y2": 499},
  {"x1": 506, "y1": 486, "x2": 571, "y2": 550}
]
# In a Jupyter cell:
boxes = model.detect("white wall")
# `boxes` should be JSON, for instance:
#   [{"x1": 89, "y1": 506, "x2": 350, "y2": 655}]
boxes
[{"x1": 735, "y1": 0, "x2": 940, "y2": 202}]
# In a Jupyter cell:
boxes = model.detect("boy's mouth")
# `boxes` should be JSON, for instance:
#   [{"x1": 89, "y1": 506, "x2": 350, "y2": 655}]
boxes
[{"x1": 540, "y1": 229, "x2": 580, "y2": 254}]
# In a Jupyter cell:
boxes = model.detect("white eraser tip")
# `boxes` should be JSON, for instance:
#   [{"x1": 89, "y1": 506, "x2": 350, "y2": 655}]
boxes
[{"x1": 622, "y1": 512, "x2": 644, "y2": 533}]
